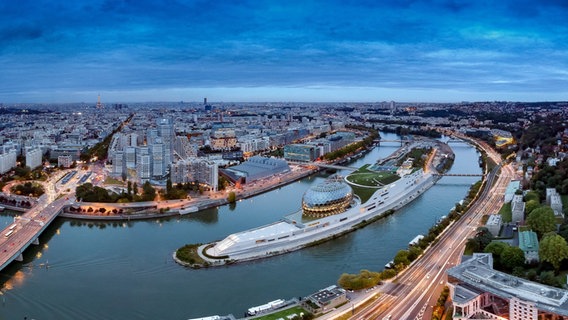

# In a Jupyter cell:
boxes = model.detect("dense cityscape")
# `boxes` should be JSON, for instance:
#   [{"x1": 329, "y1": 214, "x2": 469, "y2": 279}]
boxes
[
  {"x1": 2, "y1": 0, "x2": 568, "y2": 319},
  {"x1": 0, "y1": 99, "x2": 567, "y2": 319}
]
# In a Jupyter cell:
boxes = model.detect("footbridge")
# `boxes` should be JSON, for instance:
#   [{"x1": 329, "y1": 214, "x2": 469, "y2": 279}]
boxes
[
  {"x1": 0, "y1": 194, "x2": 70, "y2": 271},
  {"x1": 289, "y1": 161, "x2": 359, "y2": 171},
  {"x1": 433, "y1": 173, "x2": 485, "y2": 177}
]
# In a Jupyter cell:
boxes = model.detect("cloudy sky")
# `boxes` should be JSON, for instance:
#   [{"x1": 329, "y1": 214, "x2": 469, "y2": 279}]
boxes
[{"x1": 1, "y1": 0, "x2": 567, "y2": 103}]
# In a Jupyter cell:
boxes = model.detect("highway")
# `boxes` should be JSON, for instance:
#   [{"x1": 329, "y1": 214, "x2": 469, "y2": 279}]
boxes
[{"x1": 319, "y1": 136, "x2": 516, "y2": 320}]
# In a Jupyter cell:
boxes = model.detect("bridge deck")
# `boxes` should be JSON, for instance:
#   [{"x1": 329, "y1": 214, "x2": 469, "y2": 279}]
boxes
[{"x1": 0, "y1": 195, "x2": 68, "y2": 271}]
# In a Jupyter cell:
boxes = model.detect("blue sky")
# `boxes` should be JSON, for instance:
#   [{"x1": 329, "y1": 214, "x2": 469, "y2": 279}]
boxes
[{"x1": 1, "y1": 0, "x2": 567, "y2": 103}]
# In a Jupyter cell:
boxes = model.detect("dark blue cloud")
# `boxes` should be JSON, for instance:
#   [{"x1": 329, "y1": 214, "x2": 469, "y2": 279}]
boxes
[{"x1": 0, "y1": 0, "x2": 567, "y2": 102}]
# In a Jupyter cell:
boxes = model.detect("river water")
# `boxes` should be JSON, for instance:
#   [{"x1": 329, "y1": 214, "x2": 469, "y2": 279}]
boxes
[{"x1": 0, "y1": 133, "x2": 481, "y2": 320}]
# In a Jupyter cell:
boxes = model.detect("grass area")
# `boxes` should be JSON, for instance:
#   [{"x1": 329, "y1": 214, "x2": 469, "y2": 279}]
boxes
[
  {"x1": 104, "y1": 176, "x2": 125, "y2": 185},
  {"x1": 480, "y1": 215, "x2": 489, "y2": 225},
  {"x1": 252, "y1": 306, "x2": 309, "y2": 320},
  {"x1": 175, "y1": 244, "x2": 207, "y2": 266},
  {"x1": 498, "y1": 202, "x2": 512, "y2": 223},
  {"x1": 346, "y1": 164, "x2": 400, "y2": 203}
]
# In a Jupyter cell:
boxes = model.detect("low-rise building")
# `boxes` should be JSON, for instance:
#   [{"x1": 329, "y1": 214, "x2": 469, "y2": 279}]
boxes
[
  {"x1": 485, "y1": 214, "x2": 502, "y2": 237},
  {"x1": 546, "y1": 188, "x2": 564, "y2": 217},
  {"x1": 302, "y1": 285, "x2": 347, "y2": 315},
  {"x1": 504, "y1": 180, "x2": 521, "y2": 203},
  {"x1": 518, "y1": 230, "x2": 539, "y2": 264},
  {"x1": 221, "y1": 156, "x2": 290, "y2": 184},
  {"x1": 58, "y1": 155, "x2": 73, "y2": 168},
  {"x1": 511, "y1": 194, "x2": 525, "y2": 224}
]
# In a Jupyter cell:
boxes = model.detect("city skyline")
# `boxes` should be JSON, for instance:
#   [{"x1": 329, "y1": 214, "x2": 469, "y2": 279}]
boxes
[{"x1": 1, "y1": 0, "x2": 568, "y2": 103}]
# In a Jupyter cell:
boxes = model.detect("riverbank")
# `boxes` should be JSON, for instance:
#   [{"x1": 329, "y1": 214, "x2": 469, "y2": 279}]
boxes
[
  {"x1": 58, "y1": 165, "x2": 320, "y2": 221},
  {"x1": 176, "y1": 139, "x2": 451, "y2": 268}
]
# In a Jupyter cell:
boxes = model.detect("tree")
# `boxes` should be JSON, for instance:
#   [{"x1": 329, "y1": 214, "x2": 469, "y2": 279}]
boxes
[
  {"x1": 539, "y1": 271, "x2": 559, "y2": 287},
  {"x1": 141, "y1": 181, "x2": 155, "y2": 201},
  {"x1": 166, "y1": 178, "x2": 173, "y2": 193},
  {"x1": 227, "y1": 191, "x2": 236, "y2": 203},
  {"x1": 466, "y1": 227, "x2": 494, "y2": 253},
  {"x1": 525, "y1": 199, "x2": 540, "y2": 215},
  {"x1": 526, "y1": 206, "x2": 556, "y2": 238},
  {"x1": 484, "y1": 241, "x2": 509, "y2": 269},
  {"x1": 393, "y1": 249, "x2": 410, "y2": 267},
  {"x1": 524, "y1": 191, "x2": 540, "y2": 203},
  {"x1": 133, "y1": 182, "x2": 138, "y2": 195},
  {"x1": 500, "y1": 246, "x2": 525, "y2": 271},
  {"x1": 127, "y1": 181, "x2": 132, "y2": 195},
  {"x1": 539, "y1": 233, "x2": 568, "y2": 271}
]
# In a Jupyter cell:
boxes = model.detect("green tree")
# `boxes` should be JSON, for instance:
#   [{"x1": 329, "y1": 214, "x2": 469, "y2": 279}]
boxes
[
  {"x1": 525, "y1": 199, "x2": 540, "y2": 215},
  {"x1": 539, "y1": 271, "x2": 559, "y2": 287},
  {"x1": 393, "y1": 249, "x2": 410, "y2": 267},
  {"x1": 127, "y1": 181, "x2": 132, "y2": 195},
  {"x1": 524, "y1": 191, "x2": 540, "y2": 203},
  {"x1": 141, "y1": 181, "x2": 156, "y2": 201},
  {"x1": 133, "y1": 182, "x2": 138, "y2": 195},
  {"x1": 540, "y1": 233, "x2": 568, "y2": 271},
  {"x1": 526, "y1": 206, "x2": 556, "y2": 238},
  {"x1": 166, "y1": 178, "x2": 173, "y2": 194},
  {"x1": 500, "y1": 246, "x2": 525, "y2": 271},
  {"x1": 484, "y1": 241, "x2": 509, "y2": 269},
  {"x1": 466, "y1": 227, "x2": 494, "y2": 252},
  {"x1": 227, "y1": 191, "x2": 236, "y2": 203}
]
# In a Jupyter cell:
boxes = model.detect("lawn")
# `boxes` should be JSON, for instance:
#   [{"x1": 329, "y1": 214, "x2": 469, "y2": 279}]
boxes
[
  {"x1": 346, "y1": 165, "x2": 400, "y2": 203},
  {"x1": 498, "y1": 202, "x2": 512, "y2": 223},
  {"x1": 251, "y1": 306, "x2": 310, "y2": 320}
]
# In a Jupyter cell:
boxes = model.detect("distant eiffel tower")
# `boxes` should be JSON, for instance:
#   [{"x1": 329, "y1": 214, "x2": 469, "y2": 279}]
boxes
[{"x1": 96, "y1": 94, "x2": 103, "y2": 109}]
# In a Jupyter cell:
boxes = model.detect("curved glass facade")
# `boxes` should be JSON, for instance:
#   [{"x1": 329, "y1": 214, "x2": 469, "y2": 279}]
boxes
[{"x1": 302, "y1": 177, "x2": 353, "y2": 218}]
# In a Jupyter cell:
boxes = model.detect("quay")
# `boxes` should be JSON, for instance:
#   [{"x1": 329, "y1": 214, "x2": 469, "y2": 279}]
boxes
[{"x1": 0, "y1": 195, "x2": 70, "y2": 271}]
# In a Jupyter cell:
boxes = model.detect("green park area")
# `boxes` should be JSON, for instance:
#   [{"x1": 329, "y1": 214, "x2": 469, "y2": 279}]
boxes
[
  {"x1": 345, "y1": 164, "x2": 400, "y2": 203},
  {"x1": 251, "y1": 306, "x2": 311, "y2": 320}
]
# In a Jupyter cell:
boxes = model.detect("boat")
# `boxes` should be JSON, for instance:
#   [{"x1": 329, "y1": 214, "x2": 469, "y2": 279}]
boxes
[
  {"x1": 0, "y1": 206, "x2": 4, "y2": 212},
  {"x1": 198, "y1": 163, "x2": 438, "y2": 266},
  {"x1": 179, "y1": 206, "x2": 198, "y2": 215}
]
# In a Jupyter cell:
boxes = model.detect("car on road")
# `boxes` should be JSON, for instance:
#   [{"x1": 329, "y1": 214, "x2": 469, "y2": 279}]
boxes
[{"x1": 383, "y1": 315, "x2": 392, "y2": 320}]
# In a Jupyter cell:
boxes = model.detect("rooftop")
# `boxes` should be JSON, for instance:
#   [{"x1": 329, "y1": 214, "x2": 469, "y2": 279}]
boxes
[
  {"x1": 448, "y1": 253, "x2": 568, "y2": 316},
  {"x1": 519, "y1": 231, "x2": 539, "y2": 252}
]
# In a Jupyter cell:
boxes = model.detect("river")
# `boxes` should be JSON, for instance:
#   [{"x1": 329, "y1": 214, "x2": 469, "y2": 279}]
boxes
[{"x1": 0, "y1": 133, "x2": 481, "y2": 320}]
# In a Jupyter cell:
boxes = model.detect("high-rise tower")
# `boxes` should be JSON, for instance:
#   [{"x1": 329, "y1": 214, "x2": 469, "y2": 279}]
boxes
[{"x1": 96, "y1": 94, "x2": 103, "y2": 109}]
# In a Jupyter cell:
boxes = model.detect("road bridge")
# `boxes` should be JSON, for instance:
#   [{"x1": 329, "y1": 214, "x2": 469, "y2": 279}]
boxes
[
  {"x1": 0, "y1": 195, "x2": 70, "y2": 271},
  {"x1": 434, "y1": 173, "x2": 485, "y2": 177}
]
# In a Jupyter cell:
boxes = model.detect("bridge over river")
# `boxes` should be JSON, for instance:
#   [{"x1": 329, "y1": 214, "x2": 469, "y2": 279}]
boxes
[{"x1": 0, "y1": 194, "x2": 70, "y2": 271}]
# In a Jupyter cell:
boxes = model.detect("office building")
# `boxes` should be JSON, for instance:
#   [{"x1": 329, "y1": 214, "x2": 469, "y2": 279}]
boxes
[
  {"x1": 157, "y1": 118, "x2": 174, "y2": 166},
  {"x1": 136, "y1": 146, "x2": 151, "y2": 183},
  {"x1": 447, "y1": 253, "x2": 568, "y2": 320},
  {"x1": 170, "y1": 158, "x2": 218, "y2": 191},
  {"x1": 283, "y1": 144, "x2": 319, "y2": 162}
]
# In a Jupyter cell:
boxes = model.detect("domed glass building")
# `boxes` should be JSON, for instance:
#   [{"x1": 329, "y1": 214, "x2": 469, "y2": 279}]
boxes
[{"x1": 302, "y1": 177, "x2": 353, "y2": 218}]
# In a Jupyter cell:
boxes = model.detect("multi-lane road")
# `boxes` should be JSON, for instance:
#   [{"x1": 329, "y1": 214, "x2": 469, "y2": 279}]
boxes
[
  {"x1": 0, "y1": 169, "x2": 79, "y2": 271},
  {"x1": 320, "y1": 137, "x2": 516, "y2": 320}
]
